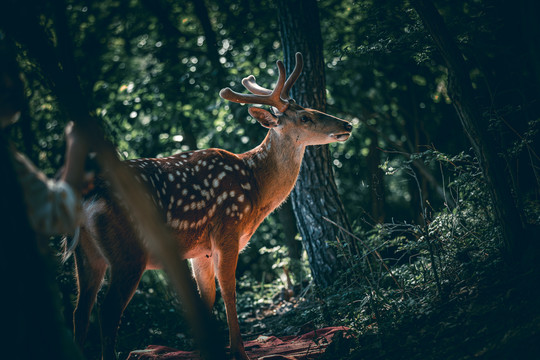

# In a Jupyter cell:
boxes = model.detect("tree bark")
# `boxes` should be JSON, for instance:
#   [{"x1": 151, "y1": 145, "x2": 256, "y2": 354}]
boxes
[
  {"x1": 276, "y1": 0, "x2": 353, "y2": 288},
  {"x1": 411, "y1": 0, "x2": 528, "y2": 261}
]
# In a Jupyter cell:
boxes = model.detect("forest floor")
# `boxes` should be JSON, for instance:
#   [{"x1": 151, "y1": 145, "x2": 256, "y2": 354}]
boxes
[
  {"x1": 93, "y1": 249, "x2": 540, "y2": 360},
  {"x1": 239, "y1": 260, "x2": 540, "y2": 359}
]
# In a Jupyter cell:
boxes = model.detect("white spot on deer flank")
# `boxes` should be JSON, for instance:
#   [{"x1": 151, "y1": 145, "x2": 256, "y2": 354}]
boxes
[
  {"x1": 180, "y1": 220, "x2": 188, "y2": 230},
  {"x1": 209, "y1": 204, "x2": 216, "y2": 217},
  {"x1": 213, "y1": 179, "x2": 220, "y2": 188}
]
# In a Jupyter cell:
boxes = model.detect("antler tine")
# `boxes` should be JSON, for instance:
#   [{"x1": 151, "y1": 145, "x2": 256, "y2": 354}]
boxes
[
  {"x1": 241, "y1": 75, "x2": 272, "y2": 95},
  {"x1": 281, "y1": 52, "x2": 303, "y2": 101},
  {"x1": 219, "y1": 59, "x2": 289, "y2": 113}
]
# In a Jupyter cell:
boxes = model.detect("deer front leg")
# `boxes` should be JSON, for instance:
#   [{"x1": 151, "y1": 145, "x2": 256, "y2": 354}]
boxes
[
  {"x1": 215, "y1": 247, "x2": 249, "y2": 360},
  {"x1": 192, "y1": 256, "x2": 216, "y2": 310}
]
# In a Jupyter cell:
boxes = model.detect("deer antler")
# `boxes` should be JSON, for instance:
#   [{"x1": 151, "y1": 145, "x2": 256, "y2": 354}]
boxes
[
  {"x1": 219, "y1": 52, "x2": 304, "y2": 113},
  {"x1": 281, "y1": 52, "x2": 303, "y2": 101}
]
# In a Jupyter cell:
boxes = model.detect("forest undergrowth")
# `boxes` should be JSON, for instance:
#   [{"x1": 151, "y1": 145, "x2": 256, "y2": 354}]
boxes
[
  {"x1": 234, "y1": 150, "x2": 540, "y2": 359},
  {"x1": 61, "y1": 150, "x2": 540, "y2": 360}
]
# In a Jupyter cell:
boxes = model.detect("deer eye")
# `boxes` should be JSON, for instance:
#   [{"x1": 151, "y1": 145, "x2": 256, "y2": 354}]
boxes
[{"x1": 300, "y1": 115, "x2": 311, "y2": 123}]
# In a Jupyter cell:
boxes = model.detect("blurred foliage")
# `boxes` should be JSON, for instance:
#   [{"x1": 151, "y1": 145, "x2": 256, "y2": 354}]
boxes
[{"x1": 2, "y1": 0, "x2": 539, "y2": 357}]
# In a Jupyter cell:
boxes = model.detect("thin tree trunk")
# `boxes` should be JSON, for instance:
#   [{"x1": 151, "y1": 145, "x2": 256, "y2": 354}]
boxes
[
  {"x1": 411, "y1": 0, "x2": 527, "y2": 261},
  {"x1": 192, "y1": 0, "x2": 226, "y2": 85},
  {"x1": 276, "y1": 0, "x2": 354, "y2": 288},
  {"x1": 277, "y1": 200, "x2": 301, "y2": 260},
  {"x1": 367, "y1": 131, "x2": 386, "y2": 223}
]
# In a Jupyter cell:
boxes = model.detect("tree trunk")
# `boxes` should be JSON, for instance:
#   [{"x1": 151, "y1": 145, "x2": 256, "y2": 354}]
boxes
[
  {"x1": 277, "y1": 200, "x2": 303, "y2": 284},
  {"x1": 411, "y1": 0, "x2": 528, "y2": 261},
  {"x1": 276, "y1": 0, "x2": 354, "y2": 288},
  {"x1": 191, "y1": 0, "x2": 227, "y2": 85},
  {"x1": 1, "y1": 134, "x2": 84, "y2": 360}
]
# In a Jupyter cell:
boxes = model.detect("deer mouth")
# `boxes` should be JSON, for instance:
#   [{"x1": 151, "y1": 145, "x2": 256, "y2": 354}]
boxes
[{"x1": 331, "y1": 132, "x2": 351, "y2": 141}]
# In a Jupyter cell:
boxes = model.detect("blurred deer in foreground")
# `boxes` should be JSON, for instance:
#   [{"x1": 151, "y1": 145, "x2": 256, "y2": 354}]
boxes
[{"x1": 70, "y1": 52, "x2": 352, "y2": 360}]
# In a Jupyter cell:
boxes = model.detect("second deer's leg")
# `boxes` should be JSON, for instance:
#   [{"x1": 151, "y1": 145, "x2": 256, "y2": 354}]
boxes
[
  {"x1": 73, "y1": 229, "x2": 108, "y2": 347},
  {"x1": 192, "y1": 256, "x2": 216, "y2": 310},
  {"x1": 99, "y1": 260, "x2": 146, "y2": 360},
  {"x1": 214, "y1": 246, "x2": 248, "y2": 360}
]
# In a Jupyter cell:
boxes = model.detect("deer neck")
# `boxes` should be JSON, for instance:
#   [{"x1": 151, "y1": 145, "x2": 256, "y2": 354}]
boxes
[{"x1": 243, "y1": 128, "x2": 305, "y2": 215}]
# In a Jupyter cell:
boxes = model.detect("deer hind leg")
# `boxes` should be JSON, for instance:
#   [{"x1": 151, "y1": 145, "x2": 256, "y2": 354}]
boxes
[
  {"x1": 99, "y1": 259, "x2": 146, "y2": 360},
  {"x1": 192, "y1": 256, "x2": 216, "y2": 311},
  {"x1": 73, "y1": 228, "x2": 108, "y2": 348},
  {"x1": 214, "y1": 245, "x2": 249, "y2": 360}
]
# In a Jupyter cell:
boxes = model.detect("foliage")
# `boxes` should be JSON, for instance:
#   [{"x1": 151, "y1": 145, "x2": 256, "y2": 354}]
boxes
[{"x1": 267, "y1": 150, "x2": 530, "y2": 359}]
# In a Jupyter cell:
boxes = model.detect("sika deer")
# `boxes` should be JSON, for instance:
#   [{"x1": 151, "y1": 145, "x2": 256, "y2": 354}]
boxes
[{"x1": 71, "y1": 52, "x2": 352, "y2": 360}]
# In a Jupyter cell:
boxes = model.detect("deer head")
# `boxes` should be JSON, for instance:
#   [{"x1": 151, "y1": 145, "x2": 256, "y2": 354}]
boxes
[{"x1": 220, "y1": 52, "x2": 352, "y2": 147}]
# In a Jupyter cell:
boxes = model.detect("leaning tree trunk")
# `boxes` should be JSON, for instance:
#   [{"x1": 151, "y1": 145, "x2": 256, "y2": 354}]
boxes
[
  {"x1": 411, "y1": 0, "x2": 527, "y2": 262},
  {"x1": 0, "y1": 132, "x2": 84, "y2": 360},
  {"x1": 276, "y1": 0, "x2": 354, "y2": 288}
]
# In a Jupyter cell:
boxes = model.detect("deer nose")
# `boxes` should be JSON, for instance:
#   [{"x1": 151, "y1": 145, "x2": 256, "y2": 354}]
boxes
[{"x1": 344, "y1": 122, "x2": 353, "y2": 132}]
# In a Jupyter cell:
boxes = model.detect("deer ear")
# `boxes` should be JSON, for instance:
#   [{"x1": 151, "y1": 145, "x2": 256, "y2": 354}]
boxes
[{"x1": 248, "y1": 107, "x2": 280, "y2": 128}]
